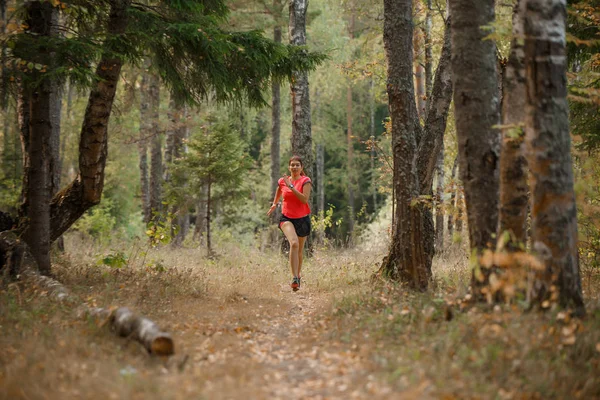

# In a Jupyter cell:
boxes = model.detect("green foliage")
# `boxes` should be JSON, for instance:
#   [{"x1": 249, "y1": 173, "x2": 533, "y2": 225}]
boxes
[
  {"x1": 3, "y1": 0, "x2": 325, "y2": 106},
  {"x1": 97, "y1": 250, "x2": 128, "y2": 269},
  {"x1": 146, "y1": 211, "x2": 177, "y2": 248},
  {"x1": 73, "y1": 201, "x2": 117, "y2": 241},
  {"x1": 567, "y1": 2, "x2": 600, "y2": 151}
]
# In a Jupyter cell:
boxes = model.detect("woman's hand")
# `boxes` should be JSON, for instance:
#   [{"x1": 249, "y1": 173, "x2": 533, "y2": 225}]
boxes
[
  {"x1": 282, "y1": 175, "x2": 292, "y2": 187},
  {"x1": 267, "y1": 203, "x2": 277, "y2": 216}
]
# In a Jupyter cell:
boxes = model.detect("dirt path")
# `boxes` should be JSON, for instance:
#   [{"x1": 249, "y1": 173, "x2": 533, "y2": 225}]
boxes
[{"x1": 163, "y1": 282, "x2": 401, "y2": 400}]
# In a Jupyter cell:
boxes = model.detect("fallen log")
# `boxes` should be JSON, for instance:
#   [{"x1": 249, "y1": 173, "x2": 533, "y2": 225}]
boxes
[{"x1": 0, "y1": 231, "x2": 174, "y2": 356}]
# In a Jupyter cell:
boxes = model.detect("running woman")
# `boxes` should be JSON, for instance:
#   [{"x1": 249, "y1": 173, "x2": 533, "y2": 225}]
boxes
[{"x1": 267, "y1": 155, "x2": 312, "y2": 291}]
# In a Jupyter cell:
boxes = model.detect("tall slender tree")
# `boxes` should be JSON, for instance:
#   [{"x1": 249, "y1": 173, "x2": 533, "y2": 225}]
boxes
[
  {"x1": 380, "y1": 1, "x2": 453, "y2": 289},
  {"x1": 138, "y1": 71, "x2": 151, "y2": 224},
  {"x1": 448, "y1": 0, "x2": 500, "y2": 257},
  {"x1": 498, "y1": 0, "x2": 528, "y2": 250},
  {"x1": 289, "y1": 0, "x2": 313, "y2": 178},
  {"x1": 381, "y1": 0, "x2": 427, "y2": 288},
  {"x1": 20, "y1": 1, "x2": 58, "y2": 274},
  {"x1": 523, "y1": 0, "x2": 584, "y2": 312}
]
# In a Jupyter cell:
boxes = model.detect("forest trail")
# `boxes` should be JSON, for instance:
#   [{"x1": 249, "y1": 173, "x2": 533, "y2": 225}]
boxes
[{"x1": 160, "y1": 280, "x2": 411, "y2": 400}]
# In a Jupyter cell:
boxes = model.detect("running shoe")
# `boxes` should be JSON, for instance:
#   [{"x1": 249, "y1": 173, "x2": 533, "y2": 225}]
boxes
[{"x1": 291, "y1": 277, "x2": 300, "y2": 291}]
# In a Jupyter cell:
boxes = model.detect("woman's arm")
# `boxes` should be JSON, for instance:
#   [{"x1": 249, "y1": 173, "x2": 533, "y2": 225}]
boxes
[
  {"x1": 289, "y1": 182, "x2": 311, "y2": 204},
  {"x1": 267, "y1": 186, "x2": 282, "y2": 216}
]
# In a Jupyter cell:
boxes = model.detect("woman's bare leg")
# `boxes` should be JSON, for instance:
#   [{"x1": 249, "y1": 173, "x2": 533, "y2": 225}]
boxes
[
  {"x1": 280, "y1": 222, "x2": 300, "y2": 277},
  {"x1": 297, "y1": 236, "x2": 307, "y2": 278}
]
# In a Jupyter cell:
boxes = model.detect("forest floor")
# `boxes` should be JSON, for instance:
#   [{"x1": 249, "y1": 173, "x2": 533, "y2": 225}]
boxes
[{"x1": 1, "y1": 237, "x2": 600, "y2": 399}]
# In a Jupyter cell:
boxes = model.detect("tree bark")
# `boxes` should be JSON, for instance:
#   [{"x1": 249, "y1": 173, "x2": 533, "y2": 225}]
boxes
[
  {"x1": 424, "y1": 0, "x2": 433, "y2": 99},
  {"x1": 193, "y1": 184, "x2": 208, "y2": 243},
  {"x1": 49, "y1": 0, "x2": 131, "y2": 243},
  {"x1": 449, "y1": 0, "x2": 500, "y2": 256},
  {"x1": 498, "y1": 0, "x2": 528, "y2": 250},
  {"x1": 435, "y1": 146, "x2": 445, "y2": 251},
  {"x1": 447, "y1": 155, "x2": 458, "y2": 236},
  {"x1": 369, "y1": 78, "x2": 377, "y2": 211},
  {"x1": 206, "y1": 177, "x2": 212, "y2": 257},
  {"x1": 346, "y1": 88, "x2": 355, "y2": 241},
  {"x1": 138, "y1": 72, "x2": 151, "y2": 224},
  {"x1": 523, "y1": 0, "x2": 584, "y2": 313},
  {"x1": 414, "y1": 0, "x2": 427, "y2": 119},
  {"x1": 380, "y1": 0, "x2": 429, "y2": 290},
  {"x1": 148, "y1": 73, "x2": 162, "y2": 219},
  {"x1": 415, "y1": 17, "x2": 452, "y2": 193},
  {"x1": 270, "y1": 23, "x2": 282, "y2": 227},
  {"x1": 165, "y1": 98, "x2": 189, "y2": 246},
  {"x1": 21, "y1": 1, "x2": 57, "y2": 275},
  {"x1": 415, "y1": 17, "x2": 452, "y2": 262},
  {"x1": 289, "y1": 0, "x2": 313, "y2": 178},
  {"x1": 316, "y1": 143, "x2": 324, "y2": 242}
]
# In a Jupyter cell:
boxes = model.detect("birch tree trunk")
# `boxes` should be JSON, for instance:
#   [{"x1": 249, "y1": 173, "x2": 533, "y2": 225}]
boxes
[
  {"x1": 289, "y1": 0, "x2": 313, "y2": 178},
  {"x1": 449, "y1": 0, "x2": 500, "y2": 257},
  {"x1": 498, "y1": 0, "x2": 528, "y2": 250},
  {"x1": 523, "y1": 0, "x2": 584, "y2": 313},
  {"x1": 380, "y1": 0, "x2": 428, "y2": 289}
]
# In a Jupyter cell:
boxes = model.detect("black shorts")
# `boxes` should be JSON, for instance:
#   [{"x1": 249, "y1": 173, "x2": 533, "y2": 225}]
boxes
[{"x1": 279, "y1": 214, "x2": 311, "y2": 237}]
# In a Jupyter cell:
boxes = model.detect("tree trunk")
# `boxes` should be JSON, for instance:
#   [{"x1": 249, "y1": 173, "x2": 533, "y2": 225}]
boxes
[
  {"x1": 415, "y1": 17, "x2": 452, "y2": 194},
  {"x1": 138, "y1": 72, "x2": 151, "y2": 224},
  {"x1": 447, "y1": 155, "x2": 458, "y2": 236},
  {"x1": 346, "y1": 6, "x2": 355, "y2": 241},
  {"x1": 369, "y1": 78, "x2": 377, "y2": 211},
  {"x1": 1, "y1": 0, "x2": 10, "y2": 177},
  {"x1": 316, "y1": 143, "x2": 324, "y2": 242},
  {"x1": 21, "y1": 1, "x2": 57, "y2": 275},
  {"x1": 456, "y1": 187, "x2": 463, "y2": 232},
  {"x1": 435, "y1": 146, "x2": 445, "y2": 251},
  {"x1": 523, "y1": 0, "x2": 584, "y2": 313},
  {"x1": 165, "y1": 99, "x2": 189, "y2": 246},
  {"x1": 270, "y1": 24, "x2": 282, "y2": 228},
  {"x1": 414, "y1": 0, "x2": 426, "y2": 119},
  {"x1": 289, "y1": 0, "x2": 313, "y2": 178},
  {"x1": 193, "y1": 183, "x2": 208, "y2": 243},
  {"x1": 449, "y1": 0, "x2": 500, "y2": 256},
  {"x1": 49, "y1": 0, "x2": 131, "y2": 243},
  {"x1": 17, "y1": 87, "x2": 29, "y2": 220},
  {"x1": 346, "y1": 88, "x2": 355, "y2": 241},
  {"x1": 498, "y1": 0, "x2": 528, "y2": 251},
  {"x1": 415, "y1": 17, "x2": 452, "y2": 262},
  {"x1": 424, "y1": 0, "x2": 433, "y2": 99},
  {"x1": 206, "y1": 178, "x2": 212, "y2": 257},
  {"x1": 174, "y1": 105, "x2": 189, "y2": 246},
  {"x1": 380, "y1": 0, "x2": 429, "y2": 290},
  {"x1": 148, "y1": 73, "x2": 162, "y2": 219}
]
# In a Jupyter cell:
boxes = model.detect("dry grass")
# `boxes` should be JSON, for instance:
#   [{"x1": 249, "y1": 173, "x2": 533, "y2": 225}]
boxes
[
  {"x1": 1, "y1": 233, "x2": 599, "y2": 399},
  {"x1": 0, "y1": 235, "x2": 380, "y2": 400},
  {"x1": 328, "y1": 248, "x2": 600, "y2": 399}
]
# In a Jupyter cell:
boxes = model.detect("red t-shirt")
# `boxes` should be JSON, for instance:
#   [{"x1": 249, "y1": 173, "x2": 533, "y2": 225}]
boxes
[{"x1": 279, "y1": 176, "x2": 312, "y2": 218}]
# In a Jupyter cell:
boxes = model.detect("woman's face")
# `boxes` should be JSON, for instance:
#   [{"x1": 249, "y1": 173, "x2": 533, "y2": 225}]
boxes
[{"x1": 289, "y1": 161, "x2": 303, "y2": 176}]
